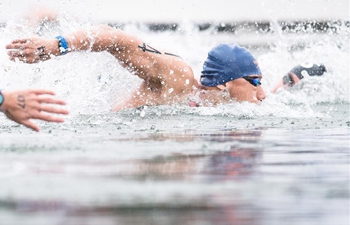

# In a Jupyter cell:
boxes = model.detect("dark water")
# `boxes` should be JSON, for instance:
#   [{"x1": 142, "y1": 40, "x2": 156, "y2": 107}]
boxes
[{"x1": 0, "y1": 103, "x2": 349, "y2": 225}]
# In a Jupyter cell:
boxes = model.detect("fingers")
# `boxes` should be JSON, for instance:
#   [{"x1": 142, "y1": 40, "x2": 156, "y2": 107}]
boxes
[
  {"x1": 3, "y1": 89, "x2": 69, "y2": 132},
  {"x1": 5, "y1": 39, "x2": 31, "y2": 50},
  {"x1": 31, "y1": 93, "x2": 70, "y2": 116},
  {"x1": 5, "y1": 39, "x2": 29, "y2": 48},
  {"x1": 5, "y1": 43, "x2": 25, "y2": 50},
  {"x1": 7, "y1": 55, "x2": 36, "y2": 64},
  {"x1": 31, "y1": 90, "x2": 67, "y2": 106},
  {"x1": 7, "y1": 50, "x2": 28, "y2": 57},
  {"x1": 39, "y1": 96, "x2": 67, "y2": 106},
  {"x1": 22, "y1": 90, "x2": 67, "y2": 107},
  {"x1": 29, "y1": 89, "x2": 66, "y2": 105},
  {"x1": 6, "y1": 37, "x2": 54, "y2": 64},
  {"x1": 11, "y1": 39, "x2": 30, "y2": 44},
  {"x1": 32, "y1": 112, "x2": 65, "y2": 123},
  {"x1": 7, "y1": 49, "x2": 37, "y2": 57},
  {"x1": 20, "y1": 90, "x2": 69, "y2": 117},
  {"x1": 29, "y1": 94, "x2": 69, "y2": 115},
  {"x1": 21, "y1": 120, "x2": 40, "y2": 132},
  {"x1": 29, "y1": 89, "x2": 56, "y2": 96},
  {"x1": 6, "y1": 39, "x2": 43, "y2": 63},
  {"x1": 7, "y1": 50, "x2": 32, "y2": 63},
  {"x1": 7, "y1": 51, "x2": 50, "y2": 63},
  {"x1": 21, "y1": 104, "x2": 67, "y2": 131},
  {"x1": 39, "y1": 104, "x2": 69, "y2": 115}
]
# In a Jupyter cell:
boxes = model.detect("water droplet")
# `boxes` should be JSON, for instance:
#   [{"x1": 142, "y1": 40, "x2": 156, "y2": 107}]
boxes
[
  {"x1": 140, "y1": 110, "x2": 145, "y2": 117},
  {"x1": 185, "y1": 79, "x2": 190, "y2": 85},
  {"x1": 168, "y1": 88, "x2": 174, "y2": 93},
  {"x1": 33, "y1": 68, "x2": 40, "y2": 73},
  {"x1": 169, "y1": 70, "x2": 174, "y2": 75}
]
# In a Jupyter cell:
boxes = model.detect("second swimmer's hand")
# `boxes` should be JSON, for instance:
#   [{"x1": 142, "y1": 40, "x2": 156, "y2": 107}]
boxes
[
  {"x1": 0, "y1": 89, "x2": 69, "y2": 132},
  {"x1": 6, "y1": 37, "x2": 60, "y2": 63}
]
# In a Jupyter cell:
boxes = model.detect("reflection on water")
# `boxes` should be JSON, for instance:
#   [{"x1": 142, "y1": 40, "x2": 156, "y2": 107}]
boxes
[
  {"x1": 0, "y1": 130, "x2": 266, "y2": 225},
  {"x1": 0, "y1": 124, "x2": 348, "y2": 225}
]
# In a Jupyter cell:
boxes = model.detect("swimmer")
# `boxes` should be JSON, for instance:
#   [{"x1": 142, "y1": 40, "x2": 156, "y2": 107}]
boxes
[
  {"x1": 0, "y1": 89, "x2": 69, "y2": 132},
  {"x1": 5, "y1": 25, "x2": 266, "y2": 110},
  {"x1": 271, "y1": 63, "x2": 327, "y2": 93}
]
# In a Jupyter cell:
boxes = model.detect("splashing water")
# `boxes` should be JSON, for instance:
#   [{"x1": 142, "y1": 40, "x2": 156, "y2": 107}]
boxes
[
  {"x1": 0, "y1": 5, "x2": 349, "y2": 225},
  {"x1": 0, "y1": 16, "x2": 348, "y2": 124}
]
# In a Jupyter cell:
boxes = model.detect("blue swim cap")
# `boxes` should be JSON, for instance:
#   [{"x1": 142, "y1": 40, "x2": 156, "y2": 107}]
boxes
[{"x1": 201, "y1": 43, "x2": 262, "y2": 87}]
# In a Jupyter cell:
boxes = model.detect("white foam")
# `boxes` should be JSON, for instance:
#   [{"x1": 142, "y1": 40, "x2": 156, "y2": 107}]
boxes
[{"x1": 0, "y1": 18, "x2": 348, "y2": 124}]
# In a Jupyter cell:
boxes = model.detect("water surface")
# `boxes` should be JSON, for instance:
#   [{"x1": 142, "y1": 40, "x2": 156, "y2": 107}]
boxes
[{"x1": 0, "y1": 8, "x2": 349, "y2": 225}]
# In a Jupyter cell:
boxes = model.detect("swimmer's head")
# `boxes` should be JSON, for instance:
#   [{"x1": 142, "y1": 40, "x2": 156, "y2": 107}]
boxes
[
  {"x1": 282, "y1": 64, "x2": 327, "y2": 86},
  {"x1": 200, "y1": 43, "x2": 262, "y2": 87}
]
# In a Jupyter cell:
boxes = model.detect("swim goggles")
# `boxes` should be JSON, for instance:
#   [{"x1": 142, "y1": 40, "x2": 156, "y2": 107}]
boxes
[{"x1": 243, "y1": 76, "x2": 261, "y2": 87}]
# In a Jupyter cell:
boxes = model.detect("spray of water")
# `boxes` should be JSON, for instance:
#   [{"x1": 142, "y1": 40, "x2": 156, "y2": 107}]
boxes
[{"x1": 0, "y1": 8, "x2": 348, "y2": 126}]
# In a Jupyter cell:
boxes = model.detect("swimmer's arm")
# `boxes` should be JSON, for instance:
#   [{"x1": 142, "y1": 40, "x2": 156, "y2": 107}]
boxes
[
  {"x1": 5, "y1": 25, "x2": 193, "y2": 86},
  {"x1": 271, "y1": 80, "x2": 285, "y2": 93},
  {"x1": 5, "y1": 25, "x2": 120, "y2": 63},
  {"x1": 61, "y1": 25, "x2": 170, "y2": 77},
  {"x1": 61, "y1": 25, "x2": 146, "y2": 57},
  {"x1": 6, "y1": 25, "x2": 140, "y2": 63},
  {"x1": 58, "y1": 25, "x2": 122, "y2": 52},
  {"x1": 68, "y1": 25, "x2": 193, "y2": 85}
]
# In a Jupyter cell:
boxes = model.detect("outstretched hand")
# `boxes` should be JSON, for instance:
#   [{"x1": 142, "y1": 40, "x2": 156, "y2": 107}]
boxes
[
  {"x1": 0, "y1": 89, "x2": 69, "y2": 131},
  {"x1": 6, "y1": 37, "x2": 59, "y2": 63}
]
